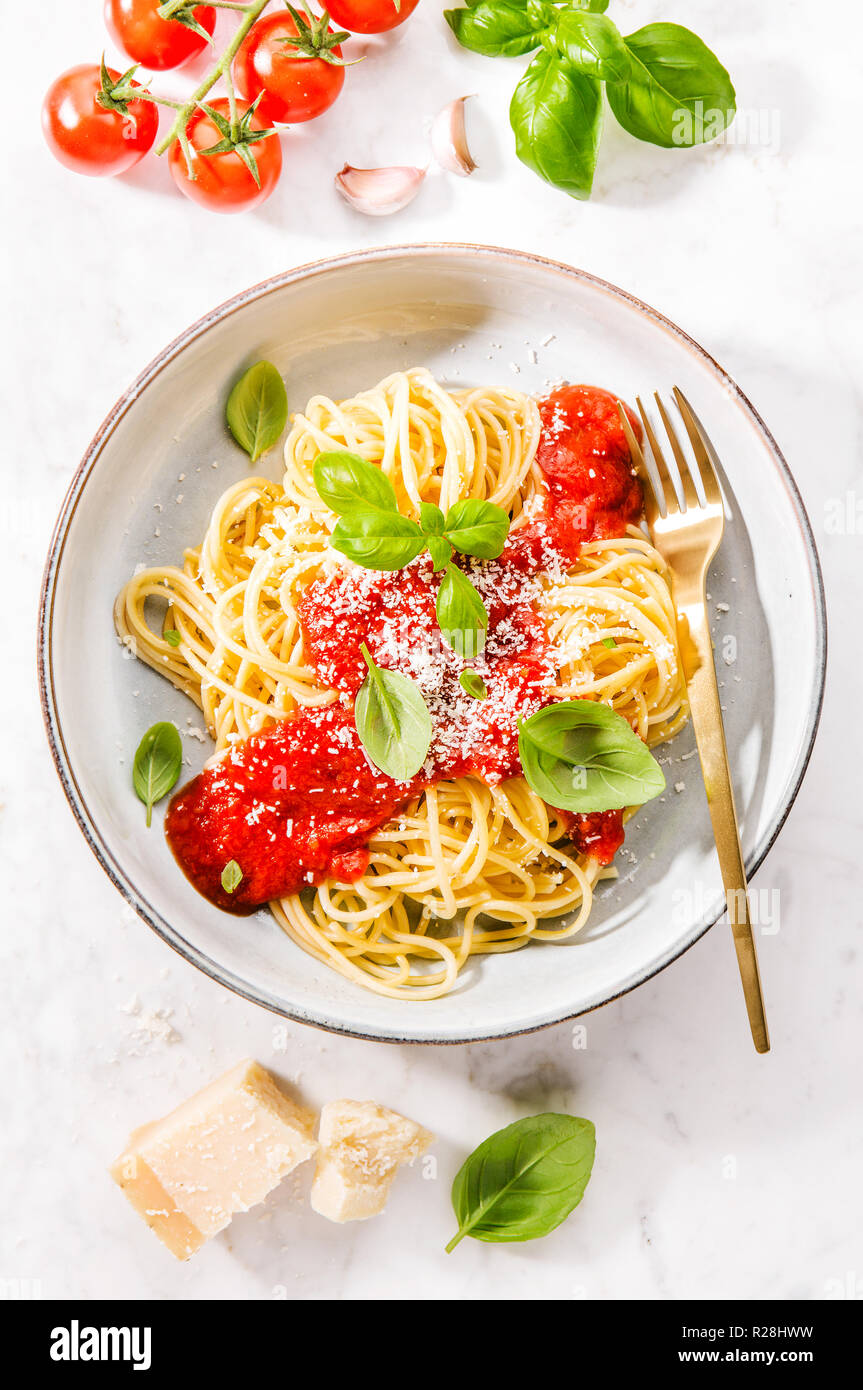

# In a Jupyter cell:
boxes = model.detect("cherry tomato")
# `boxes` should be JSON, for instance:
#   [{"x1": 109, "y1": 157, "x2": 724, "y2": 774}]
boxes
[
  {"x1": 169, "y1": 98, "x2": 282, "y2": 213},
  {"x1": 325, "y1": 0, "x2": 420, "y2": 34},
  {"x1": 105, "y1": 0, "x2": 217, "y2": 71},
  {"x1": 232, "y1": 12, "x2": 346, "y2": 125},
  {"x1": 42, "y1": 64, "x2": 158, "y2": 177}
]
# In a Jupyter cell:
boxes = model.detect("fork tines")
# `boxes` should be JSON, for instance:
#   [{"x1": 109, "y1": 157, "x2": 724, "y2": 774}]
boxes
[{"x1": 617, "y1": 388, "x2": 723, "y2": 519}]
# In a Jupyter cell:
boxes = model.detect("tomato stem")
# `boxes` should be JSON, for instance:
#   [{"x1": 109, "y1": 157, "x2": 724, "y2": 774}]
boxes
[
  {"x1": 126, "y1": 90, "x2": 185, "y2": 110},
  {"x1": 154, "y1": 0, "x2": 273, "y2": 159},
  {"x1": 223, "y1": 64, "x2": 239, "y2": 139}
]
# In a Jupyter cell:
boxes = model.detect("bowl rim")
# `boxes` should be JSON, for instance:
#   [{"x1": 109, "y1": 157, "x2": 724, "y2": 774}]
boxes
[{"x1": 37, "y1": 242, "x2": 828, "y2": 1044}]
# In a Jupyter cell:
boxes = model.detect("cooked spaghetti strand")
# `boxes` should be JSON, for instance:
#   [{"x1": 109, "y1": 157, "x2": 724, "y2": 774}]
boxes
[{"x1": 115, "y1": 370, "x2": 688, "y2": 999}]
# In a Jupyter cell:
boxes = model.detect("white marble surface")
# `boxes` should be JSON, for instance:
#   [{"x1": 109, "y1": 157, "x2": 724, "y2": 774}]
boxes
[{"x1": 3, "y1": 0, "x2": 861, "y2": 1301}]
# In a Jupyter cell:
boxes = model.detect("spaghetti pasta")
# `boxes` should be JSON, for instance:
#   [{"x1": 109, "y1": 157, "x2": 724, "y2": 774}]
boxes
[{"x1": 115, "y1": 367, "x2": 689, "y2": 999}]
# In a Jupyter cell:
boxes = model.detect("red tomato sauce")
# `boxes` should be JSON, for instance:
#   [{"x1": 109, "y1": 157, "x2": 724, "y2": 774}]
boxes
[
  {"x1": 299, "y1": 552, "x2": 553, "y2": 785},
  {"x1": 165, "y1": 384, "x2": 644, "y2": 910},
  {"x1": 534, "y1": 384, "x2": 643, "y2": 559},
  {"x1": 165, "y1": 706, "x2": 422, "y2": 914},
  {"x1": 560, "y1": 808, "x2": 626, "y2": 864}
]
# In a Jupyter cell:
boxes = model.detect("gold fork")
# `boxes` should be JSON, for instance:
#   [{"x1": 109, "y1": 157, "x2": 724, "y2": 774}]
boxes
[{"x1": 617, "y1": 387, "x2": 770, "y2": 1054}]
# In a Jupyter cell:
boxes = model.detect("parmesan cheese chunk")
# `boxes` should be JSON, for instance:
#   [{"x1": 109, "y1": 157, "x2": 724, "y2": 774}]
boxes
[
  {"x1": 311, "y1": 1100, "x2": 434, "y2": 1223},
  {"x1": 110, "y1": 1059, "x2": 317, "y2": 1260}
]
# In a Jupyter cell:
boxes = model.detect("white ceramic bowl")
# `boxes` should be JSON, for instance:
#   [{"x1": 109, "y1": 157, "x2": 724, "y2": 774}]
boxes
[{"x1": 39, "y1": 245, "x2": 826, "y2": 1043}]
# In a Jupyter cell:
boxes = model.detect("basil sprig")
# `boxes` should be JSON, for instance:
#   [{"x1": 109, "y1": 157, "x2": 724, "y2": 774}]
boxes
[
  {"x1": 133, "y1": 721, "x2": 183, "y2": 827},
  {"x1": 436, "y1": 562, "x2": 489, "y2": 658},
  {"x1": 314, "y1": 450, "x2": 510, "y2": 571},
  {"x1": 446, "y1": 1113, "x2": 596, "y2": 1251},
  {"x1": 518, "y1": 699, "x2": 665, "y2": 812},
  {"x1": 225, "y1": 361, "x2": 288, "y2": 462},
  {"x1": 313, "y1": 450, "x2": 508, "y2": 652},
  {"x1": 355, "y1": 644, "x2": 432, "y2": 782},
  {"x1": 445, "y1": 2, "x2": 735, "y2": 198}
]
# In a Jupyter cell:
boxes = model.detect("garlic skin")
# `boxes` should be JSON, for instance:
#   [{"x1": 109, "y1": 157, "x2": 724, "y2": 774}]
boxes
[
  {"x1": 431, "y1": 96, "x2": 477, "y2": 177},
  {"x1": 335, "y1": 164, "x2": 425, "y2": 216}
]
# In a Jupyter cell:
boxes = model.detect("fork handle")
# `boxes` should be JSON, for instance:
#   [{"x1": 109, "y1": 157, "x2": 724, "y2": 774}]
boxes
[{"x1": 681, "y1": 600, "x2": 770, "y2": 1054}]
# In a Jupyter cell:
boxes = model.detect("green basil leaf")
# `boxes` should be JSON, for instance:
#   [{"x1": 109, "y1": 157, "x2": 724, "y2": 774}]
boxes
[
  {"x1": 313, "y1": 450, "x2": 399, "y2": 515},
  {"x1": 132, "y1": 721, "x2": 183, "y2": 828},
  {"x1": 221, "y1": 859, "x2": 243, "y2": 893},
  {"x1": 553, "y1": 10, "x2": 631, "y2": 82},
  {"x1": 446, "y1": 1113, "x2": 596, "y2": 1250},
  {"x1": 163, "y1": 629, "x2": 181, "y2": 647},
  {"x1": 436, "y1": 564, "x2": 489, "y2": 658},
  {"x1": 443, "y1": 498, "x2": 510, "y2": 558},
  {"x1": 330, "y1": 513, "x2": 428, "y2": 571},
  {"x1": 518, "y1": 700, "x2": 665, "y2": 812},
  {"x1": 427, "y1": 535, "x2": 453, "y2": 572},
  {"x1": 459, "y1": 670, "x2": 488, "y2": 701},
  {"x1": 445, "y1": 1, "x2": 547, "y2": 58},
  {"x1": 606, "y1": 23, "x2": 736, "y2": 148},
  {"x1": 225, "y1": 361, "x2": 288, "y2": 463},
  {"x1": 510, "y1": 52, "x2": 602, "y2": 200},
  {"x1": 420, "y1": 501, "x2": 446, "y2": 536},
  {"x1": 601, "y1": 636, "x2": 616, "y2": 649},
  {"x1": 355, "y1": 643, "x2": 432, "y2": 781}
]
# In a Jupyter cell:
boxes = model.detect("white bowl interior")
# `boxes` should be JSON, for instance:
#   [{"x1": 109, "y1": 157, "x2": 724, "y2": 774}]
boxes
[{"x1": 42, "y1": 248, "x2": 824, "y2": 1042}]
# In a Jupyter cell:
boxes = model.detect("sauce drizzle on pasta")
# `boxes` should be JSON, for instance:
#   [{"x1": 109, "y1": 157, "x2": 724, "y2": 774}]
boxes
[
  {"x1": 115, "y1": 369, "x2": 689, "y2": 999},
  {"x1": 165, "y1": 385, "x2": 644, "y2": 910}
]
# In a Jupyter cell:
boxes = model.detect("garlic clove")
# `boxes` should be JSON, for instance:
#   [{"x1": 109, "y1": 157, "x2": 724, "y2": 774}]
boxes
[
  {"x1": 335, "y1": 164, "x2": 426, "y2": 216},
  {"x1": 430, "y1": 95, "x2": 477, "y2": 177}
]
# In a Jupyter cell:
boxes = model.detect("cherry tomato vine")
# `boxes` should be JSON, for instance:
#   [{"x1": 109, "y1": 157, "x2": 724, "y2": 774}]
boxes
[{"x1": 42, "y1": 0, "x2": 418, "y2": 212}]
